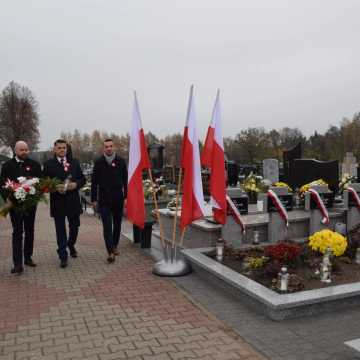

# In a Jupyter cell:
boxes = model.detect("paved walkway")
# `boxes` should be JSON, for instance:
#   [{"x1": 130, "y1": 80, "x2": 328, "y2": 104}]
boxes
[{"x1": 0, "y1": 204, "x2": 265, "y2": 360}]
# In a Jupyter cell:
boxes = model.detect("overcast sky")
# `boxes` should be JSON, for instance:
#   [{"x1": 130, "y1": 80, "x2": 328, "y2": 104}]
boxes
[{"x1": 1, "y1": 0, "x2": 360, "y2": 150}]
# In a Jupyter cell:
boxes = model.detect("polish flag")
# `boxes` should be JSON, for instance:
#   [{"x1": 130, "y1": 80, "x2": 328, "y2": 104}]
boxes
[
  {"x1": 180, "y1": 86, "x2": 205, "y2": 230},
  {"x1": 127, "y1": 92, "x2": 151, "y2": 229},
  {"x1": 201, "y1": 90, "x2": 227, "y2": 224}
]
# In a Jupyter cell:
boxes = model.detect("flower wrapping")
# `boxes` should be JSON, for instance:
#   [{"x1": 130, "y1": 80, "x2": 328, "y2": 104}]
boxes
[{"x1": 0, "y1": 177, "x2": 60, "y2": 217}]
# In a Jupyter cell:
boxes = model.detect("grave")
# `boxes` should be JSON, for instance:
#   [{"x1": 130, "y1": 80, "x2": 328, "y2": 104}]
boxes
[{"x1": 182, "y1": 247, "x2": 360, "y2": 320}]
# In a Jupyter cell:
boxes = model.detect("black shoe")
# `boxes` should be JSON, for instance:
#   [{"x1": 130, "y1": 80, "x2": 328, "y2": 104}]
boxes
[
  {"x1": 60, "y1": 259, "x2": 68, "y2": 268},
  {"x1": 24, "y1": 259, "x2": 37, "y2": 267},
  {"x1": 107, "y1": 253, "x2": 115, "y2": 264},
  {"x1": 70, "y1": 249, "x2": 78, "y2": 258},
  {"x1": 11, "y1": 267, "x2": 24, "y2": 275}
]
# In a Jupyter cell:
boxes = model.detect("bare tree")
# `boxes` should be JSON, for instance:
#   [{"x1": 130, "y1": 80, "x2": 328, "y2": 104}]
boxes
[{"x1": 0, "y1": 81, "x2": 40, "y2": 151}]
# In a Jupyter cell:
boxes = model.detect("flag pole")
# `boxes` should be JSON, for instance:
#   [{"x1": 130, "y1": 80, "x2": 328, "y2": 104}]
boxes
[
  {"x1": 171, "y1": 168, "x2": 182, "y2": 258},
  {"x1": 147, "y1": 169, "x2": 168, "y2": 259},
  {"x1": 179, "y1": 227, "x2": 187, "y2": 248}
]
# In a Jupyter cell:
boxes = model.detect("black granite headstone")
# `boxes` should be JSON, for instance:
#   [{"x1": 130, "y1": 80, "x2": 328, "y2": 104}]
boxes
[
  {"x1": 163, "y1": 166, "x2": 175, "y2": 183},
  {"x1": 310, "y1": 192, "x2": 334, "y2": 209},
  {"x1": 290, "y1": 159, "x2": 339, "y2": 193},
  {"x1": 228, "y1": 194, "x2": 248, "y2": 215},
  {"x1": 202, "y1": 169, "x2": 211, "y2": 196},
  {"x1": 283, "y1": 142, "x2": 302, "y2": 185},
  {"x1": 148, "y1": 143, "x2": 164, "y2": 170},
  {"x1": 226, "y1": 161, "x2": 239, "y2": 186},
  {"x1": 268, "y1": 194, "x2": 293, "y2": 212}
]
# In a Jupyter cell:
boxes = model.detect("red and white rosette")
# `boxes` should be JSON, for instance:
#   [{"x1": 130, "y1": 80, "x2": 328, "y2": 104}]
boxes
[
  {"x1": 267, "y1": 189, "x2": 289, "y2": 227},
  {"x1": 226, "y1": 195, "x2": 246, "y2": 234},
  {"x1": 309, "y1": 188, "x2": 329, "y2": 224},
  {"x1": 63, "y1": 162, "x2": 70, "y2": 172},
  {"x1": 347, "y1": 186, "x2": 360, "y2": 210}
]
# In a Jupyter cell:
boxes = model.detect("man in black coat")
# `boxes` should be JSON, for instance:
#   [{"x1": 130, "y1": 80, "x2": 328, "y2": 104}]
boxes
[
  {"x1": 0, "y1": 141, "x2": 42, "y2": 274},
  {"x1": 43, "y1": 139, "x2": 86, "y2": 268},
  {"x1": 91, "y1": 139, "x2": 127, "y2": 263}
]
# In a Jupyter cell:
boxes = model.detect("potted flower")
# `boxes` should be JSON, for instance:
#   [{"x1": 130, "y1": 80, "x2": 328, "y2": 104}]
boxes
[
  {"x1": 273, "y1": 182, "x2": 293, "y2": 193},
  {"x1": 143, "y1": 177, "x2": 170, "y2": 221},
  {"x1": 339, "y1": 173, "x2": 357, "y2": 194},
  {"x1": 241, "y1": 172, "x2": 267, "y2": 204},
  {"x1": 308, "y1": 229, "x2": 347, "y2": 257},
  {"x1": 299, "y1": 179, "x2": 328, "y2": 198}
]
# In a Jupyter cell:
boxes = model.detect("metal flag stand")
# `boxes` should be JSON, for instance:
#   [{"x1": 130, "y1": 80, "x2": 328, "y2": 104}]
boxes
[{"x1": 152, "y1": 168, "x2": 192, "y2": 277}]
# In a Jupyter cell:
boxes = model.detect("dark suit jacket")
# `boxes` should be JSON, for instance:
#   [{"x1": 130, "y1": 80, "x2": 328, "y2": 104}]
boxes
[
  {"x1": 0, "y1": 157, "x2": 42, "y2": 201},
  {"x1": 91, "y1": 155, "x2": 128, "y2": 207},
  {"x1": 43, "y1": 157, "x2": 86, "y2": 218}
]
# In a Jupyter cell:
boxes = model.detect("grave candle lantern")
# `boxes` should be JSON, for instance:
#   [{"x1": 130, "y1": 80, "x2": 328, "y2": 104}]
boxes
[
  {"x1": 216, "y1": 238, "x2": 224, "y2": 262},
  {"x1": 277, "y1": 266, "x2": 289, "y2": 292},
  {"x1": 320, "y1": 247, "x2": 332, "y2": 283},
  {"x1": 252, "y1": 230, "x2": 260, "y2": 245}
]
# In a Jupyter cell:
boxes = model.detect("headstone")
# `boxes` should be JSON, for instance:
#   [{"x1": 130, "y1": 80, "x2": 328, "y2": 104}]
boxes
[
  {"x1": 263, "y1": 186, "x2": 293, "y2": 243},
  {"x1": 202, "y1": 170, "x2": 211, "y2": 196},
  {"x1": 283, "y1": 142, "x2": 302, "y2": 185},
  {"x1": 263, "y1": 159, "x2": 279, "y2": 184},
  {"x1": 227, "y1": 188, "x2": 248, "y2": 215},
  {"x1": 290, "y1": 159, "x2": 339, "y2": 193},
  {"x1": 342, "y1": 152, "x2": 358, "y2": 177},
  {"x1": 305, "y1": 185, "x2": 334, "y2": 234},
  {"x1": 148, "y1": 143, "x2": 164, "y2": 170},
  {"x1": 226, "y1": 161, "x2": 239, "y2": 186},
  {"x1": 163, "y1": 166, "x2": 175, "y2": 183}
]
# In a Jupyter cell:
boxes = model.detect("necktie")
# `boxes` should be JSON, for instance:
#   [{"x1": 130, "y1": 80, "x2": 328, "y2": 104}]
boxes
[{"x1": 19, "y1": 161, "x2": 24, "y2": 176}]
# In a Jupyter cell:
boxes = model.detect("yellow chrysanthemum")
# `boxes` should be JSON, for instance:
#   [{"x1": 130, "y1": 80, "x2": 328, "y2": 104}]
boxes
[
  {"x1": 308, "y1": 229, "x2": 347, "y2": 256},
  {"x1": 274, "y1": 182, "x2": 292, "y2": 192}
]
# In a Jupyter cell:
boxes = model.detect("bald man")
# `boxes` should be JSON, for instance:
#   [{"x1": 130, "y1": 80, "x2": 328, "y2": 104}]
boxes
[{"x1": 0, "y1": 141, "x2": 42, "y2": 274}]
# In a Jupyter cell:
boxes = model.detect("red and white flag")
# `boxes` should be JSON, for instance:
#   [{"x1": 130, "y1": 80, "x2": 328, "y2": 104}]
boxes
[
  {"x1": 180, "y1": 86, "x2": 205, "y2": 230},
  {"x1": 267, "y1": 189, "x2": 289, "y2": 226},
  {"x1": 201, "y1": 90, "x2": 227, "y2": 224},
  {"x1": 226, "y1": 195, "x2": 246, "y2": 233},
  {"x1": 309, "y1": 188, "x2": 329, "y2": 225},
  {"x1": 347, "y1": 187, "x2": 360, "y2": 210},
  {"x1": 127, "y1": 92, "x2": 151, "y2": 229}
]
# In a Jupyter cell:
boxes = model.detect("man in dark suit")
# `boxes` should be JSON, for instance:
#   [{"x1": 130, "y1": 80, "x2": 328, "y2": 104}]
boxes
[
  {"x1": 91, "y1": 139, "x2": 127, "y2": 263},
  {"x1": 43, "y1": 139, "x2": 86, "y2": 268},
  {"x1": 0, "y1": 141, "x2": 42, "y2": 274}
]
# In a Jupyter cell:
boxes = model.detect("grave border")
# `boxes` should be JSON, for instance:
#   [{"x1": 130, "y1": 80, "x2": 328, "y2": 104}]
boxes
[{"x1": 182, "y1": 247, "x2": 360, "y2": 320}]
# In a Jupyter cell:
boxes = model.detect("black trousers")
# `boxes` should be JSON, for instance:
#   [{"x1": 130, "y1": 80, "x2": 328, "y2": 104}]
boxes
[
  {"x1": 98, "y1": 201, "x2": 123, "y2": 254},
  {"x1": 9, "y1": 207, "x2": 37, "y2": 268},
  {"x1": 54, "y1": 214, "x2": 80, "y2": 260}
]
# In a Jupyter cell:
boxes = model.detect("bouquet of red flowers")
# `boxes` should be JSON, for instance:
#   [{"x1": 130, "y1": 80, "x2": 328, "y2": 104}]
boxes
[
  {"x1": 0, "y1": 176, "x2": 60, "y2": 217},
  {"x1": 264, "y1": 241, "x2": 302, "y2": 265}
]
